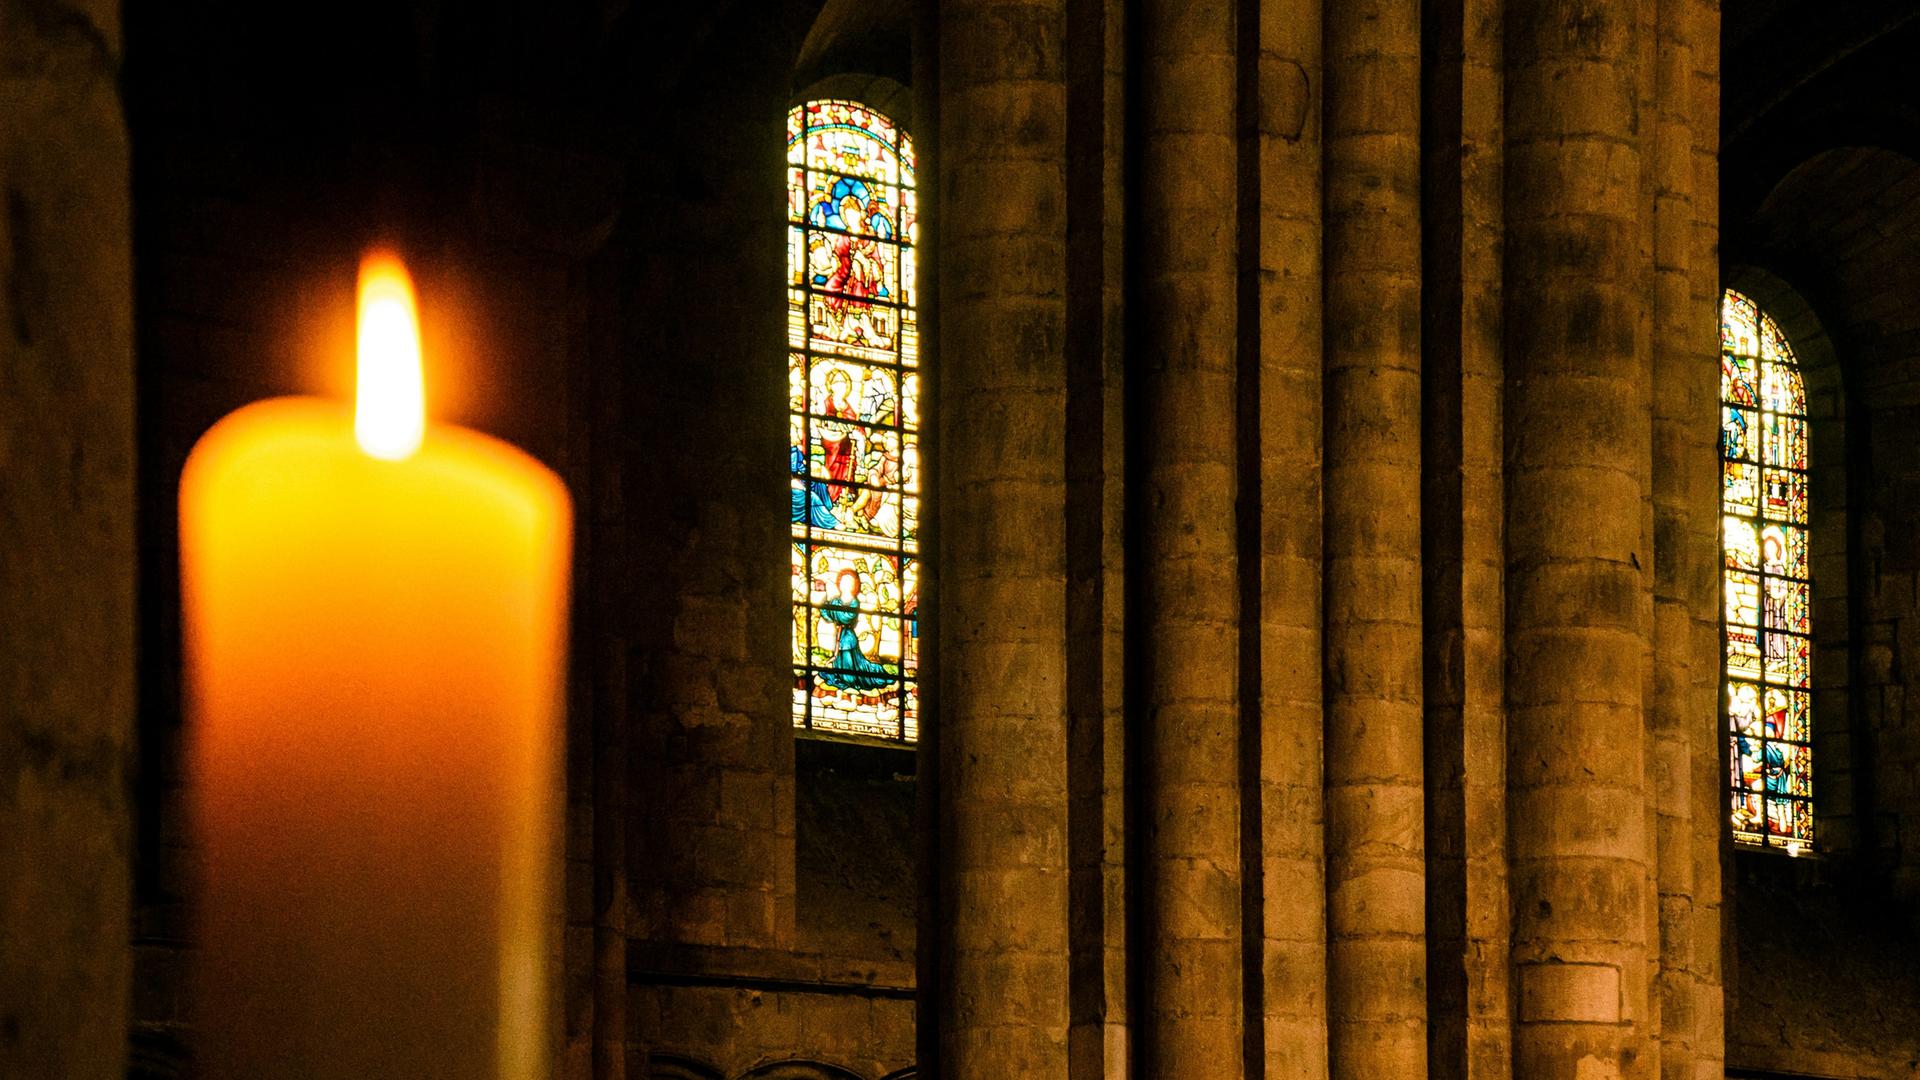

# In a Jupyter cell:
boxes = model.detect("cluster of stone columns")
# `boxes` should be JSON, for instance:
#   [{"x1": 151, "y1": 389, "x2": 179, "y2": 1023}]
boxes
[{"x1": 924, "y1": 0, "x2": 1724, "y2": 1076}]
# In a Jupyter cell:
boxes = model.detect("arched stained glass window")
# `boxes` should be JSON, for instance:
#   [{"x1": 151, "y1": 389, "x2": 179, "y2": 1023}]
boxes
[
  {"x1": 1722, "y1": 288, "x2": 1813, "y2": 850},
  {"x1": 787, "y1": 100, "x2": 921, "y2": 742}
]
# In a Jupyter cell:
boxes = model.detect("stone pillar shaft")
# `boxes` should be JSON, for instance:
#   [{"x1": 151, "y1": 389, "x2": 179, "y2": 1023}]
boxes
[
  {"x1": 1254, "y1": 0, "x2": 1330, "y2": 1075},
  {"x1": 1134, "y1": 0, "x2": 1244, "y2": 1073},
  {"x1": 936, "y1": 0, "x2": 1074, "y2": 1073},
  {"x1": 1065, "y1": 2, "x2": 1129, "y2": 1078},
  {"x1": 1686, "y1": 2, "x2": 1725, "y2": 1076},
  {"x1": 1421, "y1": 0, "x2": 1510, "y2": 1074},
  {"x1": 1649, "y1": 0, "x2": 1703, "y2": 1074},
  {"x1": 1504, "y1": 0, "x2": 1655, "y2": 1075},
  {"x1": 1322, "y1": 0, "x2": 1427, "y2": 1076},
  {"x1": 0, "y1": 2, "x2": 135, "y2": 1077}
]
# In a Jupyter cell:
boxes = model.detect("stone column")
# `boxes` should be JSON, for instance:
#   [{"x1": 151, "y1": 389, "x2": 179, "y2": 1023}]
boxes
[
  {"x1": 0, "y1": 2, "x2": 136, "y2": 1078},
  {"x1": 1134, "y1": 0, "x2": 1243, "y2": 1074},
  {"x1": 1687, "y1": 2, "x2": 1725, "y2": 1076},
  {"x1": 1254, "y1": 0, "x2": 1330, "y2": 1075},
  {"x1": 1421, "y1": 0, "x2": 1510, "y2": 1075},
  {"x1": 1322, "y1": 1, "x2": 1426, "y2": 1077},
  {"x1": 1504, "y1": 1, "x2": 1655, "y2": 1076},
  {"x1": 935, "y1": 0, "x2": 1074, "y2": 1074},
  {"x1": 1634, "y1": 0, "x2": 1664, "y2": 1072},
  {"x1": 1064, "y1": 0, "x2": 1129, "y2": 1076},
  {"x1": 1648, "y1": 0, "x2": 1703, "y2": 1074}
]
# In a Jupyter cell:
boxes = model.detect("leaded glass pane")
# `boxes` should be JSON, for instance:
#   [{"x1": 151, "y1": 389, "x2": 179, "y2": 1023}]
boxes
[
  {"x1": 790, "y1": 100, "x2": 920, "y2": 743},
  {"x1": 1723, "y1": 406, "x2": 1756, "y2": 462},
  {"x1": 1723, "y1": 461, "x2": 1759, "y2": 514},
  {"x1": 1723, "y1": 351, "x2": 1758, "y2": 407},
  {"x1": 1762, "y1": 467, "x2": 1806, "y2": 522},
  {"x1": 1726, "y1": 628, "x2": 1762, "y2": 681},
  {"x1": 1761, "y1": 361, "x2": 1806, "y2": 415},
  {"x1": 1724, "y1": 517, "x2": 1760, "y2": 571},
  {"x1": 1761, "y1": 523, "x2": 1808, "y2": 579},
  {"x1": 1762, "y1": 413, "x2": 1806, "y2": 469},
  {"x1": 1725, "y1": 570, "x2": 1760, "y2": 627},
  {"x1": 1722, "y1": 290, "x2": 1812, "y2": 849}
]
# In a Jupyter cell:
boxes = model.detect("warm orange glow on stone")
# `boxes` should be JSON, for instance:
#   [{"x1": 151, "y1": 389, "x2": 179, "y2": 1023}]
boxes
[{"x1": 180, "y1": 255, "x2": 570, "y2": 1079}]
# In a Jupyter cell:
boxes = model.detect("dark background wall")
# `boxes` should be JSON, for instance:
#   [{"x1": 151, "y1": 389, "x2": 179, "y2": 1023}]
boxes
[{"x1": 1723, "y1": 6, "x2": 1920, "y2": 1076}]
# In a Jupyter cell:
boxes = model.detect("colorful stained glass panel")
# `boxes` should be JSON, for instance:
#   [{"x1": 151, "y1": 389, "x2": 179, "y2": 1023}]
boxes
[
  {"x1": 901, "y1": 373, "x2": 921, "y2": 429},
  {"x1": 806, "y1": 358, "x2": 901, "y2": 427},
  {"x1": 1723, "y1": 351, "x2": 1758, "y2": 407},
  {"x1": 1761, "y1": 312, "x2": 1796, "y2": 364},
  {"x1": 1762, "y1": 413, "x2": 1806, "y2": 469},
  {"x1": 900, "y1": 306, "x2": 919, "y2": 367},
  {"x1": 790, "y1": 100, "x2": 920, "y2": 743},
  {"x1": 1765, "y1": 632, "x2": 1810, "y2": 689},
  {"x1": 1733, "y1": 734, "x2": 1766, "y2": 792},
  {"x1": 800, "y1": 102, "x2": 903, "y2": 182},
  {"x1": 1729, "y1": 680, "x2": 1763, "y2": 736},
  {"x1": 1724, "y1": 406, "x2": 1756, "y2": 462},
  {"x1": 1765, "y1": 686, "x2": 1811, "y2": 743},
  {"x1": 902, "y1": 680, "x2": 920, "y2": 743},
  {"x1": 804, "y1": 227, "x2": 901, "y2": 302},
  {"x1": 1724, "y1": 461, "x2": 1759, "y2": 514},
  {"x1": 1762, "y1": 361, "x2": 1806, "y2": 415},
  {"x1": 1724, "y1": 291, "x2": 1760, "y2": 355},
  {"x1": 1764, "y1": 577, "x2": 1810, "y2": 635},
  {"x1": 807, "y1": 421, "x2": 909, "y2": 491},
  {"x1": 1761, "y1": 524, "x2": 1807, "y2": 580},
  {"x1": 805, "y1": 291, "x2": 899, "y2": 361},
  {"x1": 1722, "y1": 288, "x2": 1813, "y2": 848},
  {"x1": 1725, "y1": 517, "x2": 1760, "y2": 571},
  {"x1": 1732, "y1": 791, "x2": 1764, "y2": 842},
  {"x1": 803, "y1": 173, "x2": 903, "y2": 236},
  {"x1": 1725, "y1": 570, "x2": 1760, "y2": 627},
  {"x1": 1727, "y1": 627, "x2": 1762, "y2": 681},
  {"x1": 1788, "y1": 745, "x2": 1814, "y2": 796},
  {"x1": 1762, "y1": 468, "x2": 1806, "y2": 523}
]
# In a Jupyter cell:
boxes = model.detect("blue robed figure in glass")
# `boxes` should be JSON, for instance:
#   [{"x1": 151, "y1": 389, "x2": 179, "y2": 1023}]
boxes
[
  {"x1": 817, "y1": 569, "x2": 895, "y2": 692},
  {"x1": 791, "y1": 443, "x2": 838, "y2": 529}
]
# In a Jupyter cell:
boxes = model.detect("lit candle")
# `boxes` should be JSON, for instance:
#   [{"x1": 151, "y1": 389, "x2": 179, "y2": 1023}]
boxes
[{"x1": 181, "y1": 252, "x2": 570, "y2": 1079}]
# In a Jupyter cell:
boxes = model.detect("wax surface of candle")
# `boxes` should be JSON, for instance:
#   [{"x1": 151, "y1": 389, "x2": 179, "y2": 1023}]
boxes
[{"x1": 182, "y1": 396, "x2": 570, "y2": 1079}]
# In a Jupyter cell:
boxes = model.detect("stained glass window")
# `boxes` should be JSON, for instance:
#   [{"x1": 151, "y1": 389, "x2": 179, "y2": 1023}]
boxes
[
  {"x1": 788, "y1": 100, "x2": 920, "y2": 742},
  {"x1": 1722, "y1": 288, "x2": 1813, "y2": 850}
]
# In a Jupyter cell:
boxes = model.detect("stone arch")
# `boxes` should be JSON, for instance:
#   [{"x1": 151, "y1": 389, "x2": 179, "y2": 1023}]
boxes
[
  {"x1": 791, "y1": 0, "x2": 911, "y2": 91},
  {"x1": 738, "y1": 1058, "x2": 869, "y2": 1080},
  {"x1": 648, "y1": 1052, "x2": 726, "y2": 1080},
  {"x1": 792, "y1": 74, "x2": 912, "y2": 131}
]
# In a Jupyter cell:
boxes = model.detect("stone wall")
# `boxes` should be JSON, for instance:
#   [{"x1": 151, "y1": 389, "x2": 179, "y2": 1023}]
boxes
[
  {"x1": 1721, "y1": 109, "x2": 1920, "y2": 1075},
  {"x1": 0, "y1": 1, "x2": 135, "y2": 1078}
]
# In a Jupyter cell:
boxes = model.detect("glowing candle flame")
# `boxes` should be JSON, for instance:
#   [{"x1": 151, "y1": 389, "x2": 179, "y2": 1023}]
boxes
[{"x1": 355, "y1": 251, "x2": 426, "y2": 461}]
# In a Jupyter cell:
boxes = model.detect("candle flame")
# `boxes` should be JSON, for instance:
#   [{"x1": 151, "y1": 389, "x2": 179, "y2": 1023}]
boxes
[{"x1": 355, "y1": 251, "x2": 426, "y2": 461}]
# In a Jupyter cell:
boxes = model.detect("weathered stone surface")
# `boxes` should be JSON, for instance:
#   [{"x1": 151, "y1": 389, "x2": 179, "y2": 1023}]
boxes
[
  {"x1": 1133, "y1": 0, "x2": 1243, "y2": 1074},
  {"x1": 0, "y1": 1, "x2": 134, "y2": 1077}
]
